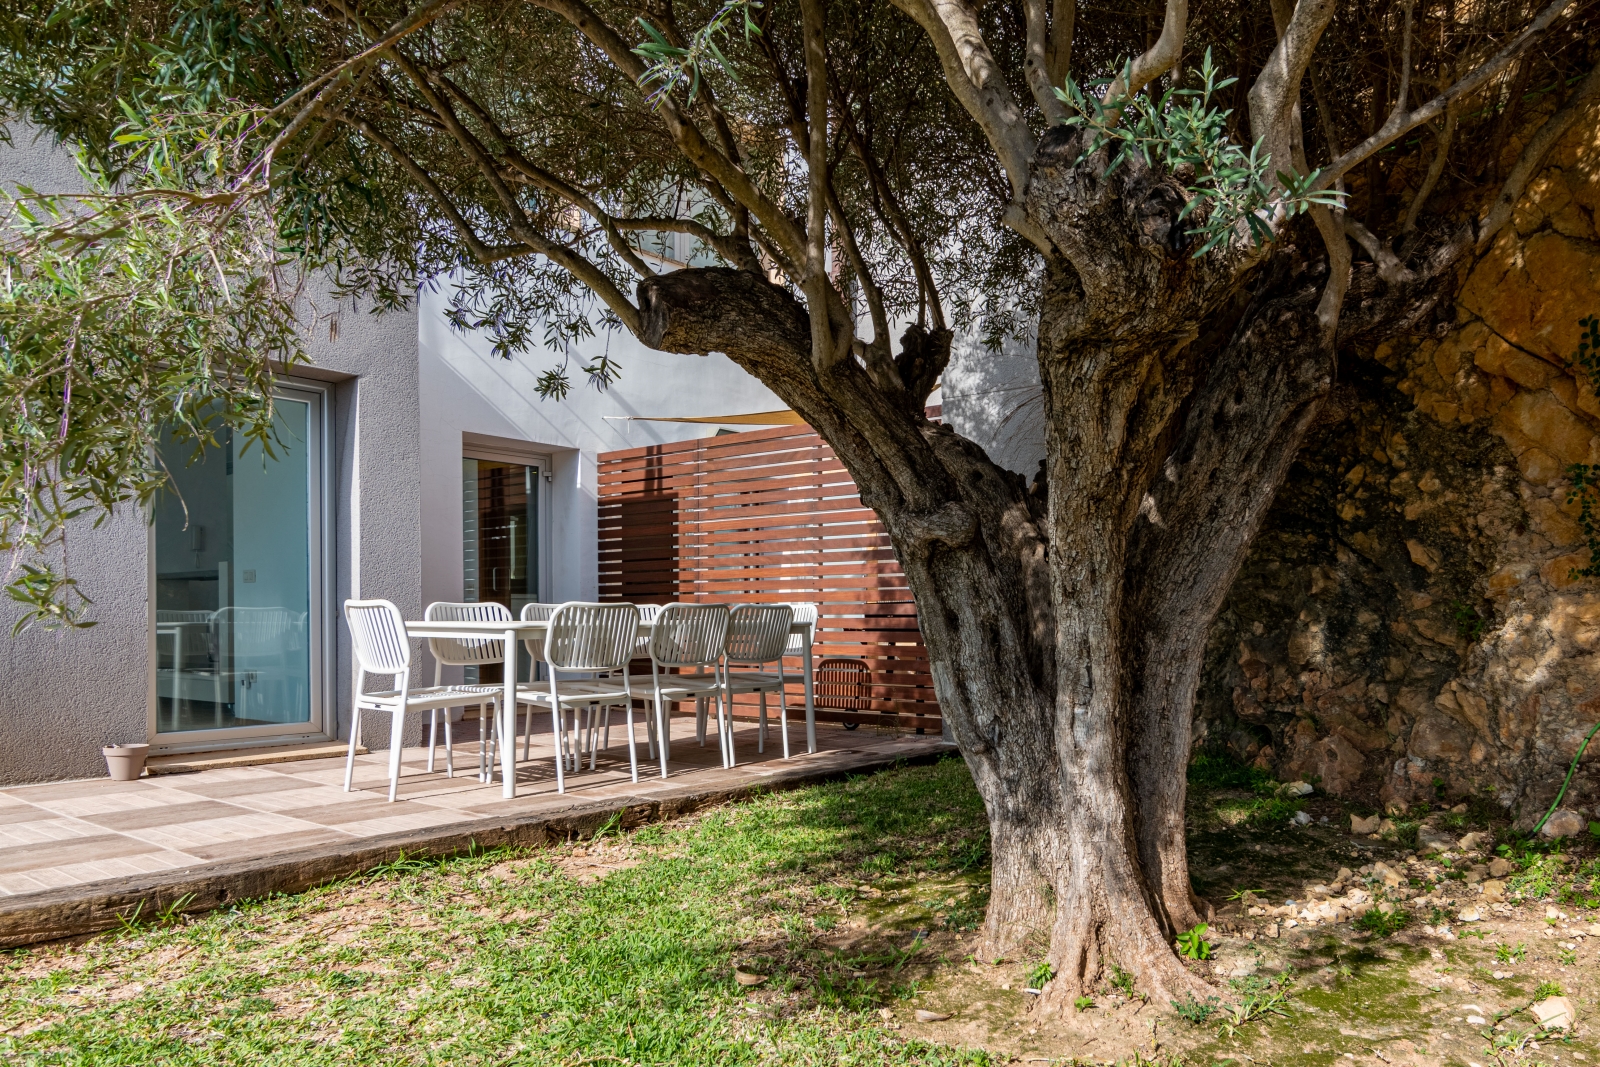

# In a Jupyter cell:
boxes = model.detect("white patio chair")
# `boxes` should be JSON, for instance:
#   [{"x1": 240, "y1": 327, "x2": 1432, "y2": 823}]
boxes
[
  {"x1": 515, "y1": 602, "x2": 640, "y2": 790},
  {"x1": 424, "y1": 600, "x2": 514, "y2": 781},
  {"x1": 344, "y1": 598, "x2": 501, "y2": 801},
  {"x1": 641, "y1": 603, "x2": 730, "y2": 779},
  {"x1": 716, "y1": 604, "x2": 795, "y2": 767},
  {"x1": 630, "y1": 604, "x2": 662, "y2": 661},
  {"x1": 517, "y1": 602, "x2": 560, "y2": 761},
  {"x1": 784, "y1": 602, "x2": 818, "y2": 659}
]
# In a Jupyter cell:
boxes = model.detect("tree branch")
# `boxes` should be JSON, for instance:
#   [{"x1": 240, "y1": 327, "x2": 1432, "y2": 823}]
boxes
[
  {"x1": 831, "y1": 77, "x2": 947, "y2": 331},
  {"x1": 1401, "y1": 111, "x2": 1455, "y2": 236},
  {"x1": 1024, "y1": 0, "x2": 1070, "y2": 124},
  {"x1": 328, "y1": 0, "x2": 644, "y2": 331},
  {"x1": 799, "y1": 0, "x2": 849, "y2": 374},
  {"x1": 1314, "y1": 0, "x2": 1576, "y2": 190},
  {"x1": 1342, "y1": 215, "x2": 1411, "y2": 286},
  {"x1": 1047, "y1": 0, "x2": 1074, "y2": 87},
  {"x1": 887, "y1": 0, "x2": 1035, "y2": 199},
  {"x1": 429, "y1": 70, "x2": 656, "y2": 279},
  {"x1": 1101, "y1": 0, "x2": 1187, "y2": 106},
  {"x1": 346, "y1": 117, "x2": 525, "y2": 266},
  {"x1": 1247, "y1": 0, "x2": 1338, "y2": 187},
  {"x1": 528, "y1": 0, "x2": 811, "y2": 269}
]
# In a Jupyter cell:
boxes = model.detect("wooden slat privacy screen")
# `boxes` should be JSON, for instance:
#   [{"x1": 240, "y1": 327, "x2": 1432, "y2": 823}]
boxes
[{"x1": 597, "y1": 423, "x2": 941, "y2": 729}]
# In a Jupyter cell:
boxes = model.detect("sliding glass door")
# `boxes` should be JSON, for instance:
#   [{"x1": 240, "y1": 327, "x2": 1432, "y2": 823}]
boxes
[{"x1": 150, "y1": 384, "x2": 327, "y2": 742}]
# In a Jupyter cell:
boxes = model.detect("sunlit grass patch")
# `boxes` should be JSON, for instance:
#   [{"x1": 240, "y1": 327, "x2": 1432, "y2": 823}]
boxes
[{"x1": 0, "y1": 755, "x2": 994, "y2": 1066}]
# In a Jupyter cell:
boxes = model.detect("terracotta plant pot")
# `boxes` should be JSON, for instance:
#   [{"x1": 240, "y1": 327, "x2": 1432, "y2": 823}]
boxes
[{"x1": 102, "y1": 743, "x2": 150, "y2": 781}]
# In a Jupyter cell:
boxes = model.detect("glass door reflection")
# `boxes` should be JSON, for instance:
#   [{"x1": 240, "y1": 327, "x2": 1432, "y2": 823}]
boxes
[{"x1": 153, "y1": 397, "x2": 314, "y2": 733}]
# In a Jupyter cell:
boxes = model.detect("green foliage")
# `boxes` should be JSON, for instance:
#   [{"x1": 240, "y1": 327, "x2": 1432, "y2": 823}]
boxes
[
  {"x1": 1451, "y1": 600, "x2": 1486, "y2": 641},
  {"x1": 1187, "y1": 751, "x2": 1278, "y2": 794},
  {"x1": 1354, "y1": 905, "x2": 1411, "y2": 937},
  {"x1": 1494, "y1": 942, "x2": 1527, "y2": 963},
  {"x1": 1508, "y1": 852, "x2": 1566, "y2": 901},
  {"x1": 633, "y1": 0, "x2": 762, "y2": 107},
  {"x1": 1534, "y1": 980, "x2": 1564, "y2": 1000},
  {"x1": 1568, "y1": 315, "x2": 1600, "y2": 390},
  {"x1": 1172, "y1": 993, "x2": 1222, "y2": 1024},
  {"x1": 1074, "y1": 995, "x2": 1096, "y2": 1011},
  {"x1": 0, "y1": 107, "x2": 301, "y2": 629},
  {"x1": 1025, "y1": 961, "x2": 1055, "y2": 990},
  {"x1": 1055, "y1": 49, "x2": 1345, "y2": 258},
  {"x1": 1175, "y1": 923, "x2": 1212, "y2": 960},
  {"x1": 1107, "y1": 961, "x2": 1140, "y2": 1000},
  {"x1": 1562, "y1": 315, "x2": 1600, "y2": 581},
  {"x1": 1383, "y1": 820, "x2": 1420, "y2": 849},
  {"x1": 1217, "y1": 976, "x2": 1293, "y2": 1038}
]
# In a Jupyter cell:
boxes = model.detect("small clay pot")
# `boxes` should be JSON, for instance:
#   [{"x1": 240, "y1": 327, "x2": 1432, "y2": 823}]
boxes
[{"x1": 102, "y1": 743, "x2": 150, "y2": 781}]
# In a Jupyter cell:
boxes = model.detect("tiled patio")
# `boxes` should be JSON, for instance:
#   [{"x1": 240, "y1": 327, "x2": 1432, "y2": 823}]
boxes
[{"x1": 0, "y1": 716, "x2": 944, "y2": 941}]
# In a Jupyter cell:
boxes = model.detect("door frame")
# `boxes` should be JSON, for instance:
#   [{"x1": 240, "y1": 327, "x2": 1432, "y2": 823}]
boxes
[
  {"x1": 146, "y1": 376, "x2": 336, "y2": 752},
  {"x1": 461, "y1": 434, "x2": 553, "y2": 611}
]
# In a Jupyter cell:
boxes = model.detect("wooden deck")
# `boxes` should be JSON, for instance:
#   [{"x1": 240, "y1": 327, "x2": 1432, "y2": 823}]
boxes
[{"x1": 0, "y1": 718, "x2": 949, "y2": 946}]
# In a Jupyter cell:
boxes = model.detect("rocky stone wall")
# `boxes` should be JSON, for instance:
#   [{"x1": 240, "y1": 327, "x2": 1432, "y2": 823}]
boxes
[{"x1": 1198, "y1": 103, "x2": 1600, "y2": 824}]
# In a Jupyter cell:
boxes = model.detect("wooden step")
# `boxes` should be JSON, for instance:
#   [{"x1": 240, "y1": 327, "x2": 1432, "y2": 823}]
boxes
[{"x1": 146, "y1": 741, "x2": 364, "y2": 775}]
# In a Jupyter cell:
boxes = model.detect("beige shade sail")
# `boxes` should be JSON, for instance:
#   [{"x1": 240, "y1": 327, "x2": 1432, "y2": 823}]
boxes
[{"x1": 602, "y1": 409, "x2": 805, "y2": 426}]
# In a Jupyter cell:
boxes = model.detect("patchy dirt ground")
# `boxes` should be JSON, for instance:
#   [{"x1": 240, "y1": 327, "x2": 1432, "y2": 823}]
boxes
[{"x1": 845, "y1": 781, "x2": 1600, "y2": 1067}]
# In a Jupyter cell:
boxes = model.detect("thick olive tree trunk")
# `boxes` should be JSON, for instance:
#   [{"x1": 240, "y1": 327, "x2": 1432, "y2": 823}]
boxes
[{"x1": 633, "y1": 129, "x2": 1454, "y2": 1002}]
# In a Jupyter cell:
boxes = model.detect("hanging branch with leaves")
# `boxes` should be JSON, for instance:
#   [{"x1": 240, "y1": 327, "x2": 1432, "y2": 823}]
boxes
[
  {"x1": 0, "y1": 105, "x2": 306, "y2": 631},
  {"x1": 1055, "y1": 49, "x2": 1346, "y2": 257}
]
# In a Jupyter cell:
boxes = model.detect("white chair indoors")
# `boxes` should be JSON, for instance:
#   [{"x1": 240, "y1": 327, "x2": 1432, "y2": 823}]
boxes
[
  {"x1": 641, "y1": 603, "x2": 730, "y2": 779},
  {"x1": 344, "y1": 598, "x2": 495, "y2": 801},
  {"x1": 718, "y1": 604, "x2": 795, "y2": 766},
  {"x1": 514, "y1": 602, "x2": 640, "y2": 790},
  {"x1": 423, "y1": 600, "x2": 514, "y2": 782}
]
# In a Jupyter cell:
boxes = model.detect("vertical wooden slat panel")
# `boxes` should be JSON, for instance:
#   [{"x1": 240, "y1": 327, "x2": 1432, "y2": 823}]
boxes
[{"x1": 598, "y1": 424, "x2": 940, "y2": 729}]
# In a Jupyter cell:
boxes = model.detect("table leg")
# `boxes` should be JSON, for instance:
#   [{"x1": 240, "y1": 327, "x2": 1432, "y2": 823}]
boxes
[
  {"x1": 502, "y1": 628, "x2": 517, "y2": 799},
  {"x1": 803, "y1": 630, "x2": 816, "y2": 754}
]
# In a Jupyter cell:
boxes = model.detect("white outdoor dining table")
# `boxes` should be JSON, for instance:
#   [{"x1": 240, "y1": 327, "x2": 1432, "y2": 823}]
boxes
[{"x1": 402, "y1": 616, "x2": 818, "y2": 798}]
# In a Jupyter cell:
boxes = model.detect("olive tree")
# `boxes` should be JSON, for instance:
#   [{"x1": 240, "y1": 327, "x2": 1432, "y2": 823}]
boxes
[{"x1": 3, "y1": 0, "x2": 1597, "y2": 1000}]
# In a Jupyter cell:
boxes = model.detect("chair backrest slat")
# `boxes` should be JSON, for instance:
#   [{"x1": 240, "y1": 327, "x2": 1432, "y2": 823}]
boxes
[
  {"x1": 425, "y1": 601, "x2": 511, "y2": 665},
  {"x1": 545, "y1": 602, "x2": 639, "y2": 673},
  {"x1": 725, "y1": 604, "x2": 793, "y2": 666},
  {"x1": 344, "y1": 599, "x2": 410, "y2": 675},
  {"x1": 520, "y1": 602, "x2": 559, "y2": 661},
  {"x1": 649, "y1": 603, "x2": 729, "y2": 670}
]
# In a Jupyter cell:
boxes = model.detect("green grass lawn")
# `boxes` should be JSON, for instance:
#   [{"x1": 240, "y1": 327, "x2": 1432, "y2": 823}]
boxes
[{"x1": 0, "y1": 755, "x2": 994, "y2": 1066}]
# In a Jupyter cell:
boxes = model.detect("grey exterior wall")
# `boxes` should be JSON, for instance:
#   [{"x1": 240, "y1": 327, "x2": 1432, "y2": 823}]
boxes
[{"x1": 0, "y1": 122, "x2": 425, "y2": 782}]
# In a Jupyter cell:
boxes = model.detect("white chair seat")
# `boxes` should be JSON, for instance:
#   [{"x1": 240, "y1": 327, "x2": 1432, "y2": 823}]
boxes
[
  {"x1": 514, "y1": 679, "x2": 633, "y2": 707},
  {"x1": 362, "y1": 683, "x2": 504, "y2": 706},
  {"x1": 722, "y1": 672, "x2": 784, "y2": 693}
]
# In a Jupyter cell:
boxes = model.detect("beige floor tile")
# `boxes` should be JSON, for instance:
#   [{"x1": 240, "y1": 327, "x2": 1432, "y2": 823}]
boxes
[
  {"x1": 223, "y1": 785, "x2": 381, "y2": 813},
  {"x1": 324, "y1": 807, "x2": 472, "y2": 838},
  {"x1": 0, "y1": 819, "x2": 103, "y2": 848},
  {"x1": 29, "y1": 788, "x2": 211, "y2": 818},
  {"x1": 123, "y1": 812, "x2": 329, "y2": 851}
]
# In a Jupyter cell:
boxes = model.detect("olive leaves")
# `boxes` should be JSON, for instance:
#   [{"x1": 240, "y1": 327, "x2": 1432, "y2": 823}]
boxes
[{"x1": 1056, "y1": 49, "x2": 1346, "y2": 258}]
